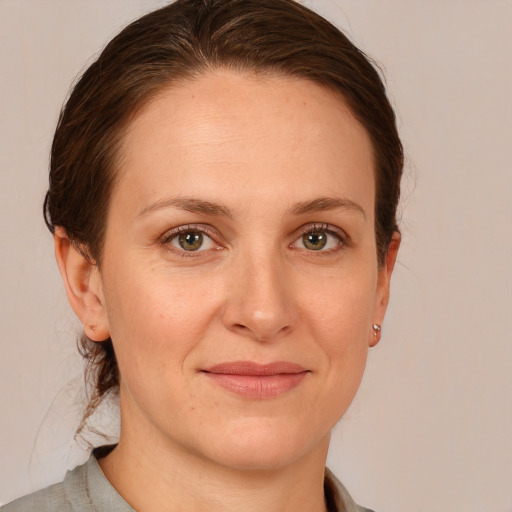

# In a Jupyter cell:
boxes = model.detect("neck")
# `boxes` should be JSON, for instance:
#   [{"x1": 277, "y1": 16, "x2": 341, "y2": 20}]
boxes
[{"x1": 98, "y1": 412, "x2": 331, "y2": 512}]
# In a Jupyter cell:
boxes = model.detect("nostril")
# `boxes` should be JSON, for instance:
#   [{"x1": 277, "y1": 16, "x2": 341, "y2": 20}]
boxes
[{"x1": 233, "y1": 323, "x2": 254, "y2": 336}]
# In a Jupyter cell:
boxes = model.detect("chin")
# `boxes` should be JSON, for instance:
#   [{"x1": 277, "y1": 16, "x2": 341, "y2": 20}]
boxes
[{"x1": 195, "y1": 419, "x2": 329, "y2": 471}]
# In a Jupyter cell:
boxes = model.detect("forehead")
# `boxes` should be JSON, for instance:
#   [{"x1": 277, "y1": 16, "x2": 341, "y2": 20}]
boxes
[{"x1": 114, "y1": 70, "x2": 375, "y2": 216}]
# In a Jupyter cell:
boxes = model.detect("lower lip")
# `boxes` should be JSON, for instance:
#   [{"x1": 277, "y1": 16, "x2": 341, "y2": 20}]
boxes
[{"x1": 202, "y1": 372, "x2": 308, "y2": 398}]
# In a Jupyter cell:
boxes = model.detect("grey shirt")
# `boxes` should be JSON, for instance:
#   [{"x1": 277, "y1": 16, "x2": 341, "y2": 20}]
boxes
[{"x1": 2, "y1": 455, "x2": 374, "y2": 512}]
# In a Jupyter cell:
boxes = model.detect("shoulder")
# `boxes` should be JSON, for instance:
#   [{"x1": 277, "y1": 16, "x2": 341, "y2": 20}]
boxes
[
  {"x1": 0, "y1": 481, "x2": 69, "y2": 512},
  {"x1": 325, "y1": 467, "x2": 375, "y2": 512},
  {"x1": 1, "y1": 454, "x2": 133, "y2": 512},
  {"x1": 1, "y1": 459, "x2": 91, "y2": 512}
]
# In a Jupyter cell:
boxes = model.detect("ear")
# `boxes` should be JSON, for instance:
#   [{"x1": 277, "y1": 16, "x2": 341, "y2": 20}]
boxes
[
  {"x1": 370, "y1": 231, "x2": 401, "y2": 347},
  {"x1": 54, "y1": 227, "x2": 110, "y2": 342}
]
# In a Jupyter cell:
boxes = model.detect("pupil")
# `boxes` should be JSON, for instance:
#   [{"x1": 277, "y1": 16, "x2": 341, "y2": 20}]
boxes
[
  {"x1": 179, "y1": 231, "x2": 203, "y2": 251},
  {"x1": 304, "y1": 232, "x2": 327, "y2": 250}
]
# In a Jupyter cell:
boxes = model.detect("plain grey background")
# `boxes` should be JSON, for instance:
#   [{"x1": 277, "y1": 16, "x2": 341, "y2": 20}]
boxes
[{"x1": 1, "y1": 1, "x2": 511, "y2": 511}]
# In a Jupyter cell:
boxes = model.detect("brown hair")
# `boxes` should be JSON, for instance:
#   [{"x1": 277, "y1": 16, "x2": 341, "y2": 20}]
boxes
[{"x1": 44, "y1": 0, "x2": 403, "y2": 430}]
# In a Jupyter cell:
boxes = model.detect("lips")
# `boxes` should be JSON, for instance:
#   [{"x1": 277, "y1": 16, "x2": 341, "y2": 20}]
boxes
[{"x1": 201, "y1": 361, "x2": 309, "y2": 398}]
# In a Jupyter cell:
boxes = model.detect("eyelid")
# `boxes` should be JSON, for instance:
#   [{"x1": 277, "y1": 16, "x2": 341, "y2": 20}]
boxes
[
  {"x1": 157, "y1": 222, "x2": 349, "y2": 256},
  {"x1": 159, "y1": 224, "x2": 223, "y2": 255},
  {"x1": 290, "y1": 223, "x2": 350, "y2": 250},
  {"x1": 295, "y1": 222, "x2": 348, "y2": 239}
]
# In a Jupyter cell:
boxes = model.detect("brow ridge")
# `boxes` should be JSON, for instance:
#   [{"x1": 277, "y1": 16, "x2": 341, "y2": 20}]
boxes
[
  {"x1": 291, "y1": 197, "x2": 366, "y2": 218},
  {"x1": 137, "y1": 196, "x2": 233, "y2": 218},
  {"x1": 138, "y1": 195, "x2": 365, "y2": 220}
]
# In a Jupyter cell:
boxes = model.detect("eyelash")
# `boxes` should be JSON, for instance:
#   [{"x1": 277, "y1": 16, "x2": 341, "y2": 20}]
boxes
[
  {"x1": 158, "y1": 222, "x2": 348, "y2": 258},
  {"x1": 159, "y1": 224, "x2": 221, "y2": 258},
  {"x1": 291, "y1": 223, "x2": 348, "y2": 253}
]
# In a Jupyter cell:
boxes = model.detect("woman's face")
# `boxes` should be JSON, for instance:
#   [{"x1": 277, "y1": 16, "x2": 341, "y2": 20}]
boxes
[{"x1": 93, "y1": 71, "x2": 396, "y2": 469}]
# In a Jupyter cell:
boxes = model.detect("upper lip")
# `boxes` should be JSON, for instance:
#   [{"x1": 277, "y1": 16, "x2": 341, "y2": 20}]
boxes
[{"x1": 202, "y1": 361, "x2": 308, "y2": 376}]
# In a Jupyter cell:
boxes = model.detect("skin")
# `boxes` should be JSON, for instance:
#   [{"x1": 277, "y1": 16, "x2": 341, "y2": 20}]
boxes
[{"x1": 55, "y1": 70, "x2": 399, "y2": 512}]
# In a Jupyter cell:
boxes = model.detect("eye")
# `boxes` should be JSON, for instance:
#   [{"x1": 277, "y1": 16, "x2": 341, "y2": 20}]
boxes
[
  {"x1": 291, "y1": 224, "x2": 345, "y2": 252},
  {"x1": 163, "y1": 226, "x2": 218, "y2": 253}
]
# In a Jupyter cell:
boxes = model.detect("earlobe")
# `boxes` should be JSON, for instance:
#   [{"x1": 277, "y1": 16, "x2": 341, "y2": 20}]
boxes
[
  {"x1": 370, "y1": 231, "x2": 401, "y2": 347},
  {"x1": 54, "y1": 227, "x2": 110, "y2": 342}
]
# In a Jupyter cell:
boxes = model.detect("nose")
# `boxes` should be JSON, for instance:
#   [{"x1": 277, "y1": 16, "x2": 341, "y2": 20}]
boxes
[{"x1": 221, "y1": 251, "x2": 296, "y2": 342}]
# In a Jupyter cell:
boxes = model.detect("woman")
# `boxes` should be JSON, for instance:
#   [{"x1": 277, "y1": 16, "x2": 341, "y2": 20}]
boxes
[{"x1": 2, "y1": 0, "x2": 402, "y2": 510}]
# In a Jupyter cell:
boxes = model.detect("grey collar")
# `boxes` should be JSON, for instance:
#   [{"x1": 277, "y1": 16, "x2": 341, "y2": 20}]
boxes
[{"x1": 64, "y1": 455, "x2": 371, "y2": 512}]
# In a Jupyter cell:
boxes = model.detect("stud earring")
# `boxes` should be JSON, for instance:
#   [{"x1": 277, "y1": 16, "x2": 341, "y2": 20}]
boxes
[
  {"x1": 371, "y1": 323, "x2": 382, "y2": 345},
  {"x1": 85, "y1": 324, "x2": 98, "y2": 339}
]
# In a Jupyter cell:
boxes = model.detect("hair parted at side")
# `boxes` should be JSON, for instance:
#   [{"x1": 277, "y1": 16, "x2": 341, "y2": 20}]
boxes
[{"x1": 44, "y1": 0, "x2": 403, "y2": 432}]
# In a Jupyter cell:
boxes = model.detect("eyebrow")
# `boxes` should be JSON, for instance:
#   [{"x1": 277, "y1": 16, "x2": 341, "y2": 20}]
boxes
[
  {"x1": 137, "y1": 196, "x2": 233, "y2": 218},
  {"x1": 137, "y1": 195, "x2": 365, "y2": 220},
  {"x1": 291, "y1": 197, "x2": 366, "y2": 219}
]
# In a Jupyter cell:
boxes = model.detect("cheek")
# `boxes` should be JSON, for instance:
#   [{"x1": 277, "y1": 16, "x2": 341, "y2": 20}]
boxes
[
  {"x1": 100, "y1": 265, "x2": 228, "y2": 431},
  {"x1": 300, "y1": 263, "x2": 378, "y2": 347},
  {"x1": 298, "y1": 267, "x2": 377, "y2": 417},
  {"x1": 309, "y1": 286, "x2": 372, "y2": 382},
  {"x1": 102, "y1": 263, "x2": 222, "y2": 380}
]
